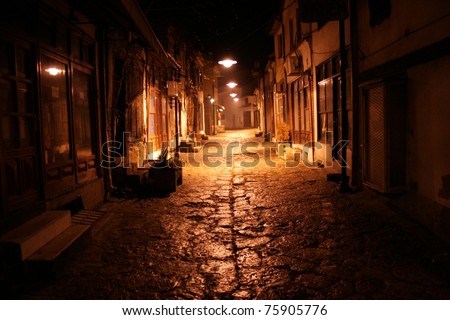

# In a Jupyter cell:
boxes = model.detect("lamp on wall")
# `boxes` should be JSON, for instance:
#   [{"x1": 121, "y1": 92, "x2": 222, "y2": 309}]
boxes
[
  {"x1": 207, "y1": 94, "x2": 215, "y2": 104},
  {"x1": 45, "y1": 67, "x2": 63, "y2": 76},
  {"x1": 207, "y1": 94, "x2": 218, "y2": 135}
]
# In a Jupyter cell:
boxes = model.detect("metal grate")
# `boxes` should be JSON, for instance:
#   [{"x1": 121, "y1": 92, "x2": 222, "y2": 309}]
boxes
[
  {"x1": 72, "y1": 210, "x2": 106, "y2": 226},
  {"x1": 365, "y1": 85, "x2": 385, "y2": 191}
]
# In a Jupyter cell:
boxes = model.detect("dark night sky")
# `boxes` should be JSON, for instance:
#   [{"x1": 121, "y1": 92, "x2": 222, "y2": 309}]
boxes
[{"x1": 140, "y1": 0, "x2": 282, "y2": 71}]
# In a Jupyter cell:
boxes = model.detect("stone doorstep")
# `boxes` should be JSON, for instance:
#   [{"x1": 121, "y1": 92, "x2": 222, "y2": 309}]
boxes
[
  {"x1": 179, "y1": 140, "x2": 202, "y2": 153},
  {"x1": 0, "y1": 210, "x2": 71, "y2": 261},
  {"x1": 72, "y1": 209, "x2": 112, "y2": 238},
  {"x1": 26, "y1": 224, "x2": 90, "y2": 262}
]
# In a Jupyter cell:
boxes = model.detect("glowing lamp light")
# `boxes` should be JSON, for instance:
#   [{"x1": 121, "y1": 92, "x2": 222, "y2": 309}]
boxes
[
  {"x1": 227, "y1": 82, "x2": 238, "y2": 89},
  {"x1": 230, "y1": 93, "x2": 237, "y2": 98},
  {"x1": 218, "y1": 59, "x2": 237, "y2": 68},
  {"x1": 45, "y1": 68, "x2": 63, "y2": 76},
  {"x1": 233, "y1": 97, "x2": 239, "y2": 102}
]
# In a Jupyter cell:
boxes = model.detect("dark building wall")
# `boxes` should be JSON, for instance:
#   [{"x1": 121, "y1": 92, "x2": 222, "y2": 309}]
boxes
[
  {"x1": 0, "y1": 0, "x2": 104, "y2": 231},
  {"x1": 356, "y1": 0, "x2": 450, "y2": 243}
]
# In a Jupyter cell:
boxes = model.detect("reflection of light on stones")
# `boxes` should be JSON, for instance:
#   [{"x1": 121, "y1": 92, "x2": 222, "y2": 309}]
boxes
[
  {"x1": 236, "y1": 236, "x2": 271, "y2": 249},
  {"x1": 237, "y1": 248, "x2": 261, "y2": 267},
  {"x1": 238, "y1": 269, "x2": 260, "y2": 285},
  {"x1": 200, "y1": 260, "x2": 238, "y2": 293},
  {"x1": 185, "y1": 274, "x2": 206, "y2": 298},
  {"x1": 232, "y1": 176, "x2": 246, "y2": 185},
  {"x1": 195, "y1": 242, "x2": 233, "y2": 260},
  {"x1": 232, "y1": 290, "x2": 252, "y2": 299},
  {"x1": 217, "y1": 218, "x2": 232, "y2": 227}
]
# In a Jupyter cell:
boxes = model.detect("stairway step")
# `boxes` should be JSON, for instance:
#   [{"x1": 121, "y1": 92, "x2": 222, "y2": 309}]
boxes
[
  {"x1": 72, "y1": 210, "x2": 111, "y2": 238},
  {"x1": 0, "y1": 211, "x2": 71, "y2": 260},
  {"x1": 26, "y1": 224, "x2": 90, "y2": 262}
]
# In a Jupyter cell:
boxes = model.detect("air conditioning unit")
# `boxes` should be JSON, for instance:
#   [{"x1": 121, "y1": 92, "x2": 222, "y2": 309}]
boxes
[{"x1": 284, "y1": 55, "x2": 303, "y2": 75}]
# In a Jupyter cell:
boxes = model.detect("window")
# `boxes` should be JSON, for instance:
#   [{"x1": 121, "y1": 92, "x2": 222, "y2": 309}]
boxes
[
  {"x1": 0, "y1": 44, "x2": 33, "y2": 116},
  {"x1": 277, "y1": 34, "x2": 283, "y2": 58},
  {"x1": 296, "y1": 9, "x2": 302, "y2": 42},
  {"x1": 316, "y1": 52, "x2": 352, "y2": 145},
  {"x1": 293, "y1": 82, "x2": 300, "y2": 132},
  {"x1": 304, "y1": 86, "x2": 311, "y2": 132},
  {"x1": 73, "y1": 67, "x2": 94, "y2": 160},
  {"x1": 41, "y1": 55, "x2": 70, "y2": 165},
  {"x1": 0, "y1": 37, "x2": 39, "y2": 210},
  {"x1": 289, "y1": 19, "x2": 294, "y2": 52},
  {"x1": 41, "y1": 51, "x2": 97, "y2": 186},
  {"x1": 39, "y1": 15, "x2": 69, "y2": 55},
  {"x1": 148, "y1": 91, "x2": 156, "y2": 136},
  {"x1": 155, "y1": 91, "x2": 163, "y2": 147},
  {"x1": 318, "y1": 78, "x2": 333, "y2": 142},
  {"x1": 129, "y1": 61, "x2": 143, "y2": 100},
  {"x1": 161, "y1": 96, "x2": 167, "y2": 142},
  {"x1": 317, "y1": 65, "x2": 324, "y2": 82},
  {"x1": 300, "y1": 83, "x2": 311, "y2": 137},
  {"x1": 71, "y1": 33, "x2": 94, "y2": 65}
]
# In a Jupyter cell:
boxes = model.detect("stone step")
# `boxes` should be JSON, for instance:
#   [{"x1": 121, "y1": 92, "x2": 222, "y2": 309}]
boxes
[
  {"x1": 26, "y1": 224, "x2": 90, "y2": 262},
  {"x1": 0, "y1": 211, "x2": 71, "y2": 261},
  {"x1": 72, "y1": 209, "x2": 111, "y2": 238},
  {"x1": 179, "y1": 141, "x2": 202, "y2": 152}
]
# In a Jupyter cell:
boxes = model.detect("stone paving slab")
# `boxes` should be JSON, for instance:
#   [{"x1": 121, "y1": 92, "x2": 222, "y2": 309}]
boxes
[{"x1": 12, "y1": 129, "x2": 450, "y2": 299}]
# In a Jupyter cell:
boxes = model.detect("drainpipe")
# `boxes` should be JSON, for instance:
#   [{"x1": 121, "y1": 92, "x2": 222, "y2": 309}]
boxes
[
  {"x1": 262, "y1": 70, "x2": 268, "y2": 139},
  {"x1": 338, "y1": 18, "x2": 351, "y2": 192},
  {"x1": 350, "y1": 0, "x2": 361, "y2": 189},
  {"x1": 175, "y1": 97, "x2": 180, "y2": 154},
  {"x1": 280, "y1": 17, "x2": 290, "y2": 128},
  {"x1": 98, "y1": 27, "x2": 116, "y2": 196}
]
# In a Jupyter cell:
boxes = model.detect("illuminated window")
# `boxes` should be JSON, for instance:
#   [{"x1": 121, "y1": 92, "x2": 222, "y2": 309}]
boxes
[{"x1": 41, "y1": 55, "x2": 70, "y2": 164}]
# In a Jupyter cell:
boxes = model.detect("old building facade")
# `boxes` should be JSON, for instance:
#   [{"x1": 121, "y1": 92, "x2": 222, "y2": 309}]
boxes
[
  {"x1": 0, "y1": 0, "x2": 216, "y2": 265},
  {"x1": 0, "y1": 0, "x2": 104, "y2": 231},
  {"x1": 267, "y1": 0, "x2": 450, "y2": 243},
  {"x1": 355, "y1": 0, "x2": 450, "y2": 241}
]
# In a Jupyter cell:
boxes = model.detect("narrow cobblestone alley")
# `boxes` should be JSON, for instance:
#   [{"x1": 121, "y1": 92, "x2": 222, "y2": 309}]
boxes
[{"x1": 18, "y1": 130, "x2": 450, "y2": 300}]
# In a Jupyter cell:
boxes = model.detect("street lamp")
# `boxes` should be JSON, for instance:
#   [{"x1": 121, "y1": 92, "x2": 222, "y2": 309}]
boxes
[
  {"x1": 226, "y1": 82, "x2": 238, "y2": 89},
  {"x1": 218, "y1": 59, "x2": 237, "y2": 68}
]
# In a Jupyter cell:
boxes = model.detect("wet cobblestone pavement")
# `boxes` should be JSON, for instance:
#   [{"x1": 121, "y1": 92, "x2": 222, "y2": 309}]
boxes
[{"x1": 21, "y1": 130, "x2": 450, "y2": 299}]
